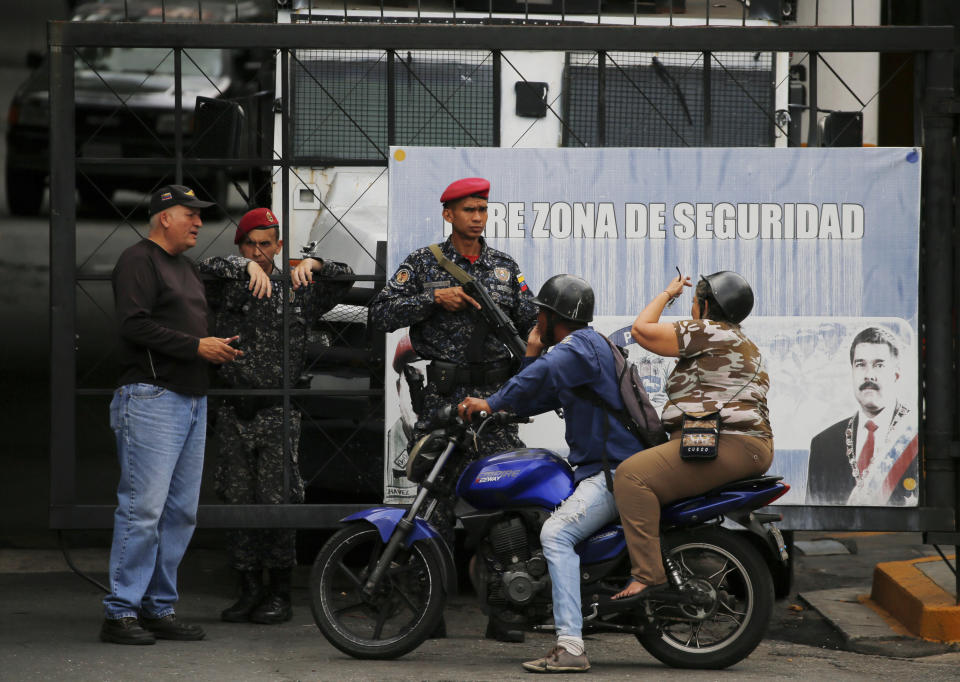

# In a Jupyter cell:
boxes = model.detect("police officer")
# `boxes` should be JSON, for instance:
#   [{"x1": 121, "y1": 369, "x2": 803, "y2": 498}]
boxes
[
  {"x1": 199, "y1": 208, "x2": 354, "y2": 625},
  {"x1": 369, "y1": 177, "x2": 538, "y2": 457},
  {"x1": 459, "y1": 275, "x2": 651, "y2": 673}
]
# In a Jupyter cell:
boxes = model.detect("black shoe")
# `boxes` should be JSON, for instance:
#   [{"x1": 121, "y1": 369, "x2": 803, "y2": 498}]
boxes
[
  {"x1": 485, "y1": 617, "x2": 525, "y2": 643},
  {"x1": 250, "y1": 568, "x2": 293, "y2": 624},
  {"x1": 140, "y1": 614, "x2": 206, "y2": 641},
  {"x1": 221, "y1": 570, "x2": 264, "y2": 623},
  {"x1": 428, "y1": 616, "x2": 447, "y2": 639},
  {"x1": 100, "y1": 617, "x2": 156, "y2": 645},
  {"x1": 249, "y1": 593, "x2": 292, "y2": 624}
]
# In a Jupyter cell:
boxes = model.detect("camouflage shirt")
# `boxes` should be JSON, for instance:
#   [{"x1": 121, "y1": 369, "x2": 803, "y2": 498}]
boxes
[
  {"x1": 661, "y1": 319, "x2": 772, "y2": 439},
  {"x1": 199, "y1": 254, "x2": 354, "y2": 388},
  {"x1": 368, "y1": 236, "x2": 537, "y2": 364}
]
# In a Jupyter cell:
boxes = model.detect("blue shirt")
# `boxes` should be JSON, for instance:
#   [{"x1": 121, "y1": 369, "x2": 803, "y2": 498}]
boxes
[{"x1": 486, "y1": 327, "x2": 647, "y2": 482}]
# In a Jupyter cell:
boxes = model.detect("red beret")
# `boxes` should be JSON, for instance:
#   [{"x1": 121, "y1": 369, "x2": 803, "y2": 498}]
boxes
[
  {"x1": 234, "y1": 207, "x2": 279, "y2": 244},
  {"x1": 440, "y1": 177, "x2": 490, "y2": 204}
]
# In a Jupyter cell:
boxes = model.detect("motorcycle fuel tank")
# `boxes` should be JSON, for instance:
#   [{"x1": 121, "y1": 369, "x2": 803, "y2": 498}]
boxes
[{"x1": 456, "y1": 449, "x2": 574, "y2": 510}]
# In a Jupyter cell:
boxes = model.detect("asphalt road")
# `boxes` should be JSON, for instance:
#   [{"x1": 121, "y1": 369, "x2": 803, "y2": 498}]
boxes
[{"x1": 2, "y1": 538, "x2": 960, "y2": 682}]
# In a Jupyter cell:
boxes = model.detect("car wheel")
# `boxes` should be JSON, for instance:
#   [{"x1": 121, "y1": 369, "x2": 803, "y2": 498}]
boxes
[{"x1": 7, "y1": 169, "x2": 45, "y2": 216}]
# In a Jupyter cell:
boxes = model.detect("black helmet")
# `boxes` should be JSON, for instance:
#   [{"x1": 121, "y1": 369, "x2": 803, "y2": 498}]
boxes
[
  {"x1": 700, "y1": 271, "x2": 754, "y2": 323},
  {"x1": 532, "y1": 274, "x2": 594, "y2": 323}
]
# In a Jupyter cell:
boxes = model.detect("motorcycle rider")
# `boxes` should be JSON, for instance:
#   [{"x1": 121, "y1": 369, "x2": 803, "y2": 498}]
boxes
[{"x1": 459, "y1": 274, "x2": 653, "y2": 674}]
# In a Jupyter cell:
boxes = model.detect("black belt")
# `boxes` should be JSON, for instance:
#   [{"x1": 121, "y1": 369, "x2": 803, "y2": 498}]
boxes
[{"x1": 426, "y1": 360, "x2": 513, "y2": 394}]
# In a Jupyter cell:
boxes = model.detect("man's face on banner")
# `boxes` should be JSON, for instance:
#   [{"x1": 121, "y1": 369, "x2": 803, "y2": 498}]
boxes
[{"x1": 851, "y1": 341, "x2": 900, "y2": 415}]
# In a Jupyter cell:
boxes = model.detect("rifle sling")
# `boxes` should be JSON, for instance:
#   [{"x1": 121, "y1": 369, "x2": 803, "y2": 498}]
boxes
[
  {"x1": 428, "y1": 244, "x2": 474, "y2": 285},
  {"x1": 428, "y1": 243, "x2": 489, "y2": 364}
]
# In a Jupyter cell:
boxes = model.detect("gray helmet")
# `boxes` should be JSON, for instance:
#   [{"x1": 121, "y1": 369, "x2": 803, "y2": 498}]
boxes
[
  {"x1": 532, "y1": 274, "x2": 594, "y2": 323},
  {"x1": 700, "y1": 271, "x2": 754, "y2": 323}
]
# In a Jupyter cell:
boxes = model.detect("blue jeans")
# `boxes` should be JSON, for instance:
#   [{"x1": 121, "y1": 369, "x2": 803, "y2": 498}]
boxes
[
  {"x1": 103, "y1": 383, "x2": 207, "y2": 619},
  {"x1": 540, "y1": 472, "x2": 619, "y2": 639}
]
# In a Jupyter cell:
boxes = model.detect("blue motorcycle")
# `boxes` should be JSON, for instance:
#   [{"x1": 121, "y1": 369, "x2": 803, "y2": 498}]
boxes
[{"x1": 310, "y1": 409, "x2": 790, "y2": 669}]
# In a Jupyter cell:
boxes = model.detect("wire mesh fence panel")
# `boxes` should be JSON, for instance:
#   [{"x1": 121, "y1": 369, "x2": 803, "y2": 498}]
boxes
[
  {"x1": 564, "y1": 50, "x2": 775, "y2": 147},
  {"x1": 709, "y1": 51, "x2": 776, "y2": 146},
  {"x1": 291, "y1": 49, "x2": 497, "y2": 162},
  {"x1": 296, "y1": 392, "x2": 386, "y2": 502},
  {"x1": 395, "y1": 50, "x2": 497, "y2": 148},
  {"x1": 292, "y1": 50, "x2": 389, "y2": 163}
]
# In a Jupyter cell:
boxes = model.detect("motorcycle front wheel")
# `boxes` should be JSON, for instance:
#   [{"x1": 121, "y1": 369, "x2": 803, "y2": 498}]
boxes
[
  {"x1": 310, "y1": 524, "x2": 447, "y2": 659},
  {"x1": 637, "y1": 527, "x2": 774, "y2": 670}
]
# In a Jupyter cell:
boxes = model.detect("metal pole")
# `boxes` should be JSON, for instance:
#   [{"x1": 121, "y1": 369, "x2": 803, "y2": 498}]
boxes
[
  {"x1": 280, "y1": 48, "x2": 292, "y2": 503},
  {"x1": 48, "y1": 26, "x2": 78, "y2": 518},
  {"x1": 387, "y1": 50, "x2": 396, "y2": 146},
  {"x1": 597, "y1": 50, "x2": 606, "y2": 147},
  {"x1": 920, "y1": 49, "x2": 956, "y2": 528},
  {"x1": 174, "y1": 48, "x2": 183, "y2": 184},
  {"x1": 807, "y1": 52, "x2": 819, "y2": 146},
  {"x1": 493, "y1": 50, "x2": 501, "y2": 147},
  {"x1": 703, "y1": 51, "x2": 712, "y2": 145}
]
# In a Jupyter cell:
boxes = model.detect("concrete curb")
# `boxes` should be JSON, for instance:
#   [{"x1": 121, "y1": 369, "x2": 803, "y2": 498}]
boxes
[{"x1": 871, "y1": 554, "x2": 960, "y2": 642}]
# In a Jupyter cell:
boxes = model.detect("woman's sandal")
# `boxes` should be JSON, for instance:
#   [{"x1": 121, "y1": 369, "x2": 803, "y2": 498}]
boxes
[{"x1": 609, "y1": 578, "x2": 668, "y2": 605}]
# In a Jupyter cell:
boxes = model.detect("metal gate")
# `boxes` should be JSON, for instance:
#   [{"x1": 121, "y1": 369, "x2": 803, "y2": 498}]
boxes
[{"x1": 46, "y1": 3, "x2": 959, "y2": 544}]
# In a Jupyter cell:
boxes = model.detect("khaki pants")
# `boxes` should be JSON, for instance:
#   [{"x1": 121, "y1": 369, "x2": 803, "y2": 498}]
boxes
[{"x1": 612, "y1": 433, "x2": 774, "y2": 585}]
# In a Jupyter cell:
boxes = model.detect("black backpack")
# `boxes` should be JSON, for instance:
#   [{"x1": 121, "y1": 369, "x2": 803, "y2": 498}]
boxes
[{"x1": 572, "y1": 332, "x2": 668, "y2": 490}]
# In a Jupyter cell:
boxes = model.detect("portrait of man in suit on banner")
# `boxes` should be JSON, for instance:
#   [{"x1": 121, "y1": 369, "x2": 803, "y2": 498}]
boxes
[{"x1": 806, "y1": 326, "x2": 919, "y2": 506}]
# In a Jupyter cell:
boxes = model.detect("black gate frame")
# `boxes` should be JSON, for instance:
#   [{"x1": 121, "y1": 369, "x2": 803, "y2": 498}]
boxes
[{"x1": 48, "y1": 21, "x2": 959, "y2": 540}]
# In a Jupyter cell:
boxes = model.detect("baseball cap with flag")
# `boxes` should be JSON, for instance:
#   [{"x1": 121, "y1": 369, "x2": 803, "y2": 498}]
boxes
[{"x1": 149, "y1": 185, "x2": 215, "y2": 216}]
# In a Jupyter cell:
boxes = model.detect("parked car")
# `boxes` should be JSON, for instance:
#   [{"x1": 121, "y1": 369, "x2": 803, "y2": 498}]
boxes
[{"x1": 5, "y1": 0, "x2": 275, "y2": 215}]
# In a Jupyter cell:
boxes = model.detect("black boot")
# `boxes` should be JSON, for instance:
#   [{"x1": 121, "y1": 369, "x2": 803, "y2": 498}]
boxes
[
  {"x1": 485, "y1": 612, "x2": 525, "y2": 643},
  {"x1": 428, "y1": 616, "x2": 447, "y2": 639},
  {"x1": 250, "y1": 568, "x2": 293, "y2": 624},
  {"x1": 221, "y1": 569, "x2": 264, "y2": 623}
]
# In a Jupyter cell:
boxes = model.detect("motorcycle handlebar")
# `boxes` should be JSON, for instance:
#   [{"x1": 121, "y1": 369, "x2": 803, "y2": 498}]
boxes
[
  {"x1": 435, "y1": 405, "x2": 529, "y2": 430},
  {"x1": 475, "y1": 410, "x2": 530, "y2": 426}
]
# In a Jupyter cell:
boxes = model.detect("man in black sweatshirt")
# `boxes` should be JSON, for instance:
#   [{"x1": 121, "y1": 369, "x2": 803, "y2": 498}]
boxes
[{"x1": 100, "y1": 185, "x2": 241, "y2": 645}]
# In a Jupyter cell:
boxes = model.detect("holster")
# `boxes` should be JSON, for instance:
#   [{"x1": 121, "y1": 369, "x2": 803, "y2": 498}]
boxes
[{"x1": 426, "y1": 360, "x2": 513, "y2": 395}]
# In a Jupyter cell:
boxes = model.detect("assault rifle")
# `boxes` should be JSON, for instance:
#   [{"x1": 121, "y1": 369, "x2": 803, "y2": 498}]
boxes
[
  {"x1": 427, "y1": 243, "x2": 529, "y2": 364},
  {"x1": 461, "y1": 279, "x2": 528, "y2": 363}
]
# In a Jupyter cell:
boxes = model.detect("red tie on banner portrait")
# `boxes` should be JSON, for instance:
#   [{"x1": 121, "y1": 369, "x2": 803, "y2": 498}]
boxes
[{"x1": 857, "y1": 420, "x2": 878, "y2": 475}]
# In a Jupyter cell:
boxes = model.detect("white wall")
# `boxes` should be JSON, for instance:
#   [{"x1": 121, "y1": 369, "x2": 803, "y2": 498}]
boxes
[{"x1": 794, "y1": 0, "x2": 881, "y2": 145}]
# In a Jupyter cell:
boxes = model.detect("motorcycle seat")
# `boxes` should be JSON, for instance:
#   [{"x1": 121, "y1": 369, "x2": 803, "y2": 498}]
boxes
[
  {"x1": 663, "y1": 475, "x2": 785, "y2": 513},
  {"x1": 700, "y1": 475, "x2": 784, "y2": 498}
]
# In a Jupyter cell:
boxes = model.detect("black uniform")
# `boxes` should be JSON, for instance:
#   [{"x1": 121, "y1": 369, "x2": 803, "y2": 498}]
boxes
[
  {"x1": 200, "y1": 254, "x2": 353, "y2": 570},
  {"x1": 369, "y1": 235, "x2": 537, "y2": 456}
]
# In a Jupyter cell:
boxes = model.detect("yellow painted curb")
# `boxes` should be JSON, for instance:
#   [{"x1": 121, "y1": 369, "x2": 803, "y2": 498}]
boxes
[{"x1": 871, "y1": 554, "x2": 960, "y2": 642}]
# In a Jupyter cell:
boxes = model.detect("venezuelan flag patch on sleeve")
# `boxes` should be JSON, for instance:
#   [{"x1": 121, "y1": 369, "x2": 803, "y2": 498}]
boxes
[{"x1": 517, "y1": 274, "x2": 528, "y2": 292}]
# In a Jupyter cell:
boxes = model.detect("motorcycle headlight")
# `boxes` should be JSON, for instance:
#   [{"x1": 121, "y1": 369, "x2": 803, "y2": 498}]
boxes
[{"x1": 406, "y1": 431, "x2": 447, "y2": 483}]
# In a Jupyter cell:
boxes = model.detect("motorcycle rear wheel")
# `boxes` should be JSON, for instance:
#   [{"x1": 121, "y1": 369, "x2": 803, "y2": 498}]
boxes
[
  {"x1": 637, "y1": 527, "x2": 774, "y2": 669},
  {"x1": 310, "y1": 524, "x2": 447, "y2": 659}
]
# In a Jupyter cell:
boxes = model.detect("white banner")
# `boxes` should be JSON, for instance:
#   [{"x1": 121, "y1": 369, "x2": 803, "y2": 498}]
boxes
[{"x1": 384, "y1": 147, "x2": 921, "y2": 507}]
